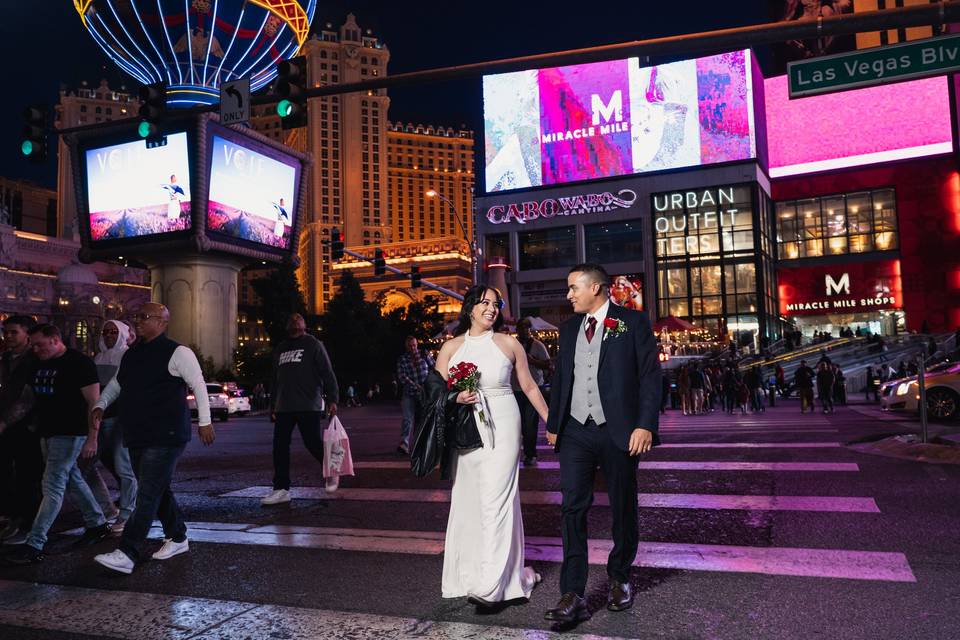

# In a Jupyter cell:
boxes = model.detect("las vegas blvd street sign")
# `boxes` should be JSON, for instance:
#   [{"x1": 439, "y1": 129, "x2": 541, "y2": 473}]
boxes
[{"x1": 788, "y1": 33, "x2": 960, "y2": 98}]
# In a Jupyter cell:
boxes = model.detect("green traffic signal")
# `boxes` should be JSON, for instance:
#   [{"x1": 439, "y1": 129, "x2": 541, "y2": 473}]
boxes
[
  {"x1": 277, "y1": 99, "x2": 293, "y2": 118},
  {"x1": 21, "y1": 140, "x2": 33, "y2": 156},
  {"x1": 138, "y1": 120, "x2": 154, "y2": 138}
]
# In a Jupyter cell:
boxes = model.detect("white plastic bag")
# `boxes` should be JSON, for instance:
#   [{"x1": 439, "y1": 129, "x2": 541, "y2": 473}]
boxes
[{"x1": 322, "y1": 415, "x2": 354, "y2": 492}]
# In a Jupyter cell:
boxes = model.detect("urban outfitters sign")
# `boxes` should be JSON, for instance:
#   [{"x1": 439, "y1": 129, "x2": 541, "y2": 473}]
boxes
[{"x1": 652, "y1": 185, "x2": 750, "y2": 257}]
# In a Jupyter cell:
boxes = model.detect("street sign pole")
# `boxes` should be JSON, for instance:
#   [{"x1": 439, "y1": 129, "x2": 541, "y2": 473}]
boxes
[{"x1": 917, "y1": 351, "x2": 928, "y2": 444}]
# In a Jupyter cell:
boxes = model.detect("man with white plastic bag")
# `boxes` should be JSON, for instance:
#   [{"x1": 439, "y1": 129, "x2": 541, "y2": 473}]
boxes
[
  {"x1": 262, "y1": 314, "x2": 339, "y2": 506},
  {"x1": 322, "y1": 415, "x2": 354, "y2": 492}
]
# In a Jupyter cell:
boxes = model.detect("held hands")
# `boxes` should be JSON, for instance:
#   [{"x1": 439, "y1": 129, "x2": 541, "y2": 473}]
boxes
[
  {"x1": 81, "y1": 437, "x2": 98, "y2": 459},
  {"x1": 455, "y1": 390, "x2": 478, "y2": 405},
  {"x1": 90, "y1": 407, "x2": 104, "y2": 430},
  {"x1": 628, "y1": 428, "x2": 654, "y2": 456},
  {"x1": 198, "y1": 423, "x2": 215, "y2": 446},
  {"x1": 546, "y1": 431, "x2": 558, "y2": 446}
]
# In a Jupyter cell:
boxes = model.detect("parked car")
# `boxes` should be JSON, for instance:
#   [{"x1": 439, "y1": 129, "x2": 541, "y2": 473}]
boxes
[
  {"x1": 227, "y1": 388, "x2": 251, "y2": 415},
  {"x1": 879, "y1": 362, "x2": 960, "y2": 420},
  {"x1": 188, "y1": 383, "x2": 230, "y2": 422}
]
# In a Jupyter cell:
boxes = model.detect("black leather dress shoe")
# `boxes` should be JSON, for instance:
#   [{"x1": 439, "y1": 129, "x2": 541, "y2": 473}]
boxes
[
  {"x1": 544, "y1": 592, "x2": 590, "y2": 623},
  {"x1": 607, "y1": 580, "x2": 634, "y2": 611}
]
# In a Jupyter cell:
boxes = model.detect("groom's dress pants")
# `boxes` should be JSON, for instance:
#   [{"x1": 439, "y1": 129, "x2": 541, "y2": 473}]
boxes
[{"x1": 558, "y1": 416, "x2": 639, "y2": 597}]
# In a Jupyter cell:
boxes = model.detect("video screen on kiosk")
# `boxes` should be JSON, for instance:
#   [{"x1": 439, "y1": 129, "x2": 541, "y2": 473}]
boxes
[
  {"x1": 206, "y1": 133, "x2": 298, "y2": 250},
  {"x1": 483, "y1": 50, "x2": 757, "y2": 193},
  {"x1": 85, "y1": 132, "x2": 192, "y2": 242}
]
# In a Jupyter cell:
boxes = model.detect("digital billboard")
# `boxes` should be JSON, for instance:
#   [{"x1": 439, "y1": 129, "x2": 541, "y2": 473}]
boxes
[
  {"x1": 764, "y1": 74, "x2": 953, "y2": 178},
  {"x1": 610, "y1": 274, "x2": 644, "y2": 311},
  {"x1": 483, "y1": 50, "x2": 757, "y2": 193},
  {"x1": 85, "y1": 132, "x2": 192, "y2": 242},
  {"x1": 206, "y1": 133, "x2": 298, "y2": 250}
]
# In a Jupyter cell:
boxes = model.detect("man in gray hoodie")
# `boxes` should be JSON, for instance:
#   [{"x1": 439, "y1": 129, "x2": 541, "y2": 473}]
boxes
[{"x1": 262, "y1": 314, "x2": 340, "y2": 506}]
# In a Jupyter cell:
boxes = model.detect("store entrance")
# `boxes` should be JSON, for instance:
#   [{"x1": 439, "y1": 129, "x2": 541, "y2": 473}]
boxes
[{"x1": 792, "y1": 310, "x2": 905, "y2": 340}]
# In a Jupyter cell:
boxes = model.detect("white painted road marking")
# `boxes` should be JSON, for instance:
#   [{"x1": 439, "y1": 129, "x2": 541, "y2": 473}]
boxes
[
  {"x1": 75, "y1": 521, "x2": 913, "y2": 582},
  {"x1": 349, "y1": 460, "x2": 860, "y2": 472},
  {"x1": 539, "y1": 442, "x2": 843, "y2": 449},
  {"x1": 220, "y1": 486, "x2": 880, "y2": 513}
]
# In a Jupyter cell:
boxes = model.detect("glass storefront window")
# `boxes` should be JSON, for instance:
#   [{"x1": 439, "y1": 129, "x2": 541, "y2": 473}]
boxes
[
  {"x1": 518, "y1": 226, "x2": 576, "y2": 271},
  {"x1": 485, "y1": 233, "x2": 509, "y2": 261},
  {"x1": 653, "y1": 184, "x2": 754, "y2": 259},
  {"x1": 777, "y1": 188, "x2": 898, "y2": 260},
  {"x1": 585, "y1": 220, "x2": 642, "y2": 263}
]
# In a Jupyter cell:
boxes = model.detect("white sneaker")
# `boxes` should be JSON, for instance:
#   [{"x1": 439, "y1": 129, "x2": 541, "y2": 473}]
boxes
[
  {"x1": 324, "y1": 478, "x2": 339, "y2": 493},
  {"x1": 260, "y1": 489, "x2": 291, "y2": 505},
  {"x1": 94, "y1": 549, "x2": 134, "y2": 574},
  {"x1": 152, "y1": 538, "x2": 189, "y2": 560},
  {"x1": 109, "y1": 518, "x2": 126, "y2": 536}
]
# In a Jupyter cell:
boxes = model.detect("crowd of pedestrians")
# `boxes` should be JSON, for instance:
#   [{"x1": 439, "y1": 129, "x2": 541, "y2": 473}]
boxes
[{"x1": 0, "y1": 305, "x2": 214, "y2": 572}]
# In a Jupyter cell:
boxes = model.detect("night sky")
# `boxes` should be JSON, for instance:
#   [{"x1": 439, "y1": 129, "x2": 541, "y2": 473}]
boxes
[{"x1": 1, "y1": 1, "x2": 779, "y2": 188}]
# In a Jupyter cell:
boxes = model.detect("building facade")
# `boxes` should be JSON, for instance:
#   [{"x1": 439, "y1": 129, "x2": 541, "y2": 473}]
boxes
[
  {"x1": 244, "y1": 14, "x2": 475, "y2": 321},
  {"x1": 476, "y1": 49, "x2": 960, "y2": 350}
]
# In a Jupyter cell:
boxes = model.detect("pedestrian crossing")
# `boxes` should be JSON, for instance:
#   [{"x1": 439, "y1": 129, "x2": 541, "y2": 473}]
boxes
[
  {"x1": 347, "y1": 460, "x2": 860, "y2": 471},
  {"x1": 9, "y1": 403, "x2": 926, "y2": 640},
  {"x1": 64, "y1": 520, "x2": 913, "y2": 582},
  {"x1": 220, "y1": 486, "x2": 881, "y2": 512}
]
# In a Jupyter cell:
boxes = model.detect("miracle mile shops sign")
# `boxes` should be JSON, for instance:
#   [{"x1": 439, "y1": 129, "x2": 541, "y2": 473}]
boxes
[{"x1": 788, "y1": 33, "x2": 960, "y2": 98}]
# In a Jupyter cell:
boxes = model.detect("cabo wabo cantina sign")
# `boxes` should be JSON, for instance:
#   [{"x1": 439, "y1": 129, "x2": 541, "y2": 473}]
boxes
[
  {"x1": 778, "y1": 260, "x2": 902, "y2": 316},
  {"x1": 486, "y1": 188, "x2": 638, "y2": 224}
]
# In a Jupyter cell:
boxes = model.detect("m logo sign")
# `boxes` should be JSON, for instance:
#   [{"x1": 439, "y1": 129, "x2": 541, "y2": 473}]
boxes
[
  {"x1": 825, "y1": 273, "x2": 851, "y2": 296},
  {"x1": 591, "y1": 90, "x2": 623, "y2": 126}
]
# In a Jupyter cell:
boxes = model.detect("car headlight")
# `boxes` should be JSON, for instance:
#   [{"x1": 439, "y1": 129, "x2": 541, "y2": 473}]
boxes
[{"x1": 896, "y1": 382, "x2": 913, "y2": 396}]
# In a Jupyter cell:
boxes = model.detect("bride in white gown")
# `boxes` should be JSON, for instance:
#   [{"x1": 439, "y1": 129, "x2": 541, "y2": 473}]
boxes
[{"x1": 435, "y1": 285, "x2": 550, "y2": 604}]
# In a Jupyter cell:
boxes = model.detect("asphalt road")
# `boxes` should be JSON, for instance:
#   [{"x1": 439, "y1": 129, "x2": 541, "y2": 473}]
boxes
[{"x1": 1, "y1": 398, "x2": 958, "y2": 639}]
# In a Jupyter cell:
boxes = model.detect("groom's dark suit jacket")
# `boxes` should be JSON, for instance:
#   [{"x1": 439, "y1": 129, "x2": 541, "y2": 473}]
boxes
[{"x1": 545, "y1": 303, "x2": 662, "y2": 451}]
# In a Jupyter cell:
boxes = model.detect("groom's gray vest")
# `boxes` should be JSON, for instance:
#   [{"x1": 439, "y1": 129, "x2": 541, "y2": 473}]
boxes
[{"x1": 570, "y1": 319, "x2": 606, "y2": 425}]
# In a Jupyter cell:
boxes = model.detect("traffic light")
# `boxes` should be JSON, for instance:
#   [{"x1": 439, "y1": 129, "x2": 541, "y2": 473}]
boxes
[
  {"x1": 410, "y1": 265, "x2": 422, "y2": 289},
  {"x1": 330, "y1": 227, "x2": 344, "y2": 261},
  {"x1": 138, "y1": 82, "x2": 167, "y2": 147},
  {"x1": 374, "y1": 248, "x2": 386, "y2": 276},
  {"x1": 275, "y1": 56, "x2": 307, "y2": 129},
  {"x1": 21, "y1": 106, "x2": 48, "y2": 163}
]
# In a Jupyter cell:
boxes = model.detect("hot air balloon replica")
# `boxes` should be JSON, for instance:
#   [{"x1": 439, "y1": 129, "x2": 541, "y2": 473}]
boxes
[
  {"x1": 73, "y1": 0, "x2": 316, "y2": 105},
  {"x1": 68, "y1": 1, "x2": 315, "y2": 367}
]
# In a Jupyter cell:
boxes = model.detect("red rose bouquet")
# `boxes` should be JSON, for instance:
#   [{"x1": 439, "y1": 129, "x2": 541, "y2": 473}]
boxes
[{"x1": 448, "y1": 361, "x2": 486, "y2": 426}]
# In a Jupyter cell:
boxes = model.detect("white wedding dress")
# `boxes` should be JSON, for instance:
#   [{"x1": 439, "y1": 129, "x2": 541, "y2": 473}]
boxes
[{"x1": 441, "y1": 330, "x2": 539, "y2": 601}]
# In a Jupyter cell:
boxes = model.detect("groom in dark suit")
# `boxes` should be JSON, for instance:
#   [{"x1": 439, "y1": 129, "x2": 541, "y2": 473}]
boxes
[{"x1": 544, "y1": 263, "x2": 661, "y2": 623}]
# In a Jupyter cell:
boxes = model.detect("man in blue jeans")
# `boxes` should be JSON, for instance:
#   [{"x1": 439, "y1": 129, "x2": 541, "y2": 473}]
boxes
[
  {"x1": 3, "y1": 324, "x2": 107, "y2": 565},
  {"x1": 395, "y1": 336, "x2": 433, "y2": 455},
  {"x1": 91, "y1": 303, "x2": 214, "y2": 574}
]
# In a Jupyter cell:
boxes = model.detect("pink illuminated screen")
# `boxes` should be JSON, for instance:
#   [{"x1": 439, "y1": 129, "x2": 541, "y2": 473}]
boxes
[
  {"x1": 483, "y1": 50, "x2": 757, "y2": 193},
  {"x1": 765, "y1": 75, "x2": 953, "y2": 177}
]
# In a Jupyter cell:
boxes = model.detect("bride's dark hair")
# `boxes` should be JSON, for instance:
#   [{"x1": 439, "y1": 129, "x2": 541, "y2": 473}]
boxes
[{"x1": 454, "y1": 285, "x2": 505, "y2": 336}]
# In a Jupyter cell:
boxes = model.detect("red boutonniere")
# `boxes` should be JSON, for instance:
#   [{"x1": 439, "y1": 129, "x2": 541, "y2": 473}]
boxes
[{"x1": 603, "y1": 317, "x2": 628, "y2": 341}]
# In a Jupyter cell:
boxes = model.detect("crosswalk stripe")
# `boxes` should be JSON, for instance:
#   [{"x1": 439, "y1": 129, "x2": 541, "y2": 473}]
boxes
[
  {"x1": 351, "y1": 461, "x2": 860, "y2": 472},
  {"x1": 81, "y1": 522, "x2": 912, "y2": 582},
  {"x1": 220, "y1": 486, "x2": 879, "y2": 513},
  {"x1": 0, "y1": 579, "x2": 634, "y2": 640},
  {"x1": 540, "y1": 442, "x2": 843, "y2": 449}
]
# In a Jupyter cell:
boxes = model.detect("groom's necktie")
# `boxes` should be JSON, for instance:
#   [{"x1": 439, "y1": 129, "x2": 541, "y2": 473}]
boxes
[{"x1": 585, "y1": 316, "x2": 597, "y2": 343}]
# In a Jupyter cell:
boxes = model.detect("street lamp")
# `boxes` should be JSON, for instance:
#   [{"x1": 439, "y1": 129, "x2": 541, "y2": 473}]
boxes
[{"x1": 426, "y1": 189, "x2": 477, "y2": 284}]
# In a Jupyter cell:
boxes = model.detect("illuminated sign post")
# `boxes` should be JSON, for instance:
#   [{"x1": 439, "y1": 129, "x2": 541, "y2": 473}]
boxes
[{"x1": 788, "y1": 33, "x2": 960, "y2": 98}]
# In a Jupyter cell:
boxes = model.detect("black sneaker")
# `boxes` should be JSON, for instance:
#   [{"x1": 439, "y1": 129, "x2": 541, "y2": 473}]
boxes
[
  {"x1": 523, "y1": 456, "x2": 538, "y2": 467},
  {"x1": 71, "y1": 524, "x2": 110, "y2": 549},
  {"x1": 3, "y1": 544, "x2": 43, "y2": 565}
]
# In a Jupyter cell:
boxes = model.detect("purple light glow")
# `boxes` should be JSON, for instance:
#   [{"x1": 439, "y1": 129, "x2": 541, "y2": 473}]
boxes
[{"x1": 765, "y1": 74, "x2": 953, "y2": 177}]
